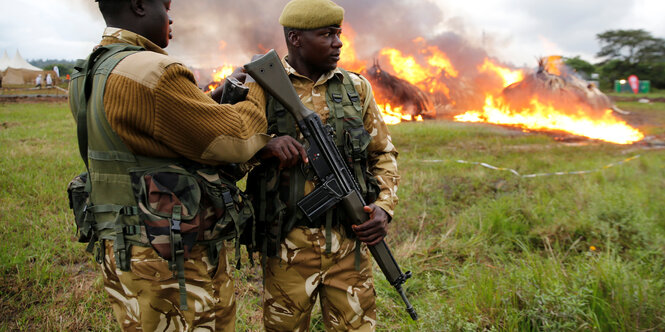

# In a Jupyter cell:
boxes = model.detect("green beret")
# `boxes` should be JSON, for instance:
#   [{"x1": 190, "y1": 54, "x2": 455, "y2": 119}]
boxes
[{"x1": 279, "y1": 0, "x2": 344, "y2": 29}]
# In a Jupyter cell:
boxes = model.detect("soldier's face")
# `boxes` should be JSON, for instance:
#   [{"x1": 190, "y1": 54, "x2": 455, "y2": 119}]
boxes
[
  {"x1": 144, "y1": 0, "x2": 173, "y2": 48},
  {"x1": 298, "y1": 26, "x2": 343, "y2": 73}
]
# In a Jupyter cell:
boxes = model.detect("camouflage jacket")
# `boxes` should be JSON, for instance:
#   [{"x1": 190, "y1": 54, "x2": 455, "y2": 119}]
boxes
[{"x1": 281, "y1": 57, "x2": 400, "y2": 217}]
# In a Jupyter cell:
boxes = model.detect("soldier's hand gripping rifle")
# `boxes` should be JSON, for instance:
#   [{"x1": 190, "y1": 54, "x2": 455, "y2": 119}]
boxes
[{"x1": 244, "y1": 50, "x2": 418, "y2": 321}]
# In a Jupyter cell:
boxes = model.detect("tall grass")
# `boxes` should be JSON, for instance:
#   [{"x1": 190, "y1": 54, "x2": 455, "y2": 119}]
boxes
[{"x1": 1, "y1": 101, "x2": 664, "y2": 331}]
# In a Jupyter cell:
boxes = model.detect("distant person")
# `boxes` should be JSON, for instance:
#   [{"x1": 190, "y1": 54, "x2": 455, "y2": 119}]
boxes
[
  {"x1": 45, "y1": 73, "x2": 53, "y2": 87},
  {"x1": 67, "y1": 0, "x2": 269, "y2": 330},
  {"x1": 35, "y1": 74, "x2": 42, "y2": 88}
]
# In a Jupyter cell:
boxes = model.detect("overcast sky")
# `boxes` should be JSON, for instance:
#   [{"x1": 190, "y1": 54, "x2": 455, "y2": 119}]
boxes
[{"x1": 1, "y1": 0, "x2": 663, "y2": 69}]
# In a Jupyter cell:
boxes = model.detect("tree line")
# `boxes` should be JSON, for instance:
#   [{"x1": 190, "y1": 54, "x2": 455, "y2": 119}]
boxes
[
  {"x1": 565, "y1": 29, "x2": 665, "y2": 90},
  {"x1": 29, "y1": 59, "x2": 77, "y2": 77}
]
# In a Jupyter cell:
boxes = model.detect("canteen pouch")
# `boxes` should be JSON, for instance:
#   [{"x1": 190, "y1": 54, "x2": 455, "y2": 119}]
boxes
[
  {"x1": 130, "y1": 166, "x2": 204, "y2": 260},
  {"x1": 192, "y1": 168, "x2": 240, "y2": 241},
  {"x1": 67, "y1": 172, "x2": 92, "y2": 243}
]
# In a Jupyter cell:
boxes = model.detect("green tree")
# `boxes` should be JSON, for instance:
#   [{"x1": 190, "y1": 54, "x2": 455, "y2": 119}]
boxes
[
  {"x1": 595, "y1": 29, "x2": 665, "y2": 89},
  {"x1": 596, "y1": 29, "x2": 665, "y2": 64},
  {"x1": 29, "y1": 59, "x2": 76, "y2": 77},
  {"x1": 564, "y1": 56, "x2": 596, "y2": 78},
  {"x1": 44, "y1": 63, "x2": 75, "y2": 76}
]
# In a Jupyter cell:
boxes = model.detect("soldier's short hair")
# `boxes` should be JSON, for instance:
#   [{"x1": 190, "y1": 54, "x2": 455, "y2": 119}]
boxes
[{"x1": 97, "y1": 0, "x2": 129, "y2": 18}]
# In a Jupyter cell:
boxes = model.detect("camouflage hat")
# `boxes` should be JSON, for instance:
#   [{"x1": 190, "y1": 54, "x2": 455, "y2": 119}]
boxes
[{"x1": 279, "y1": 0, "x2": 344, "y2": 29}]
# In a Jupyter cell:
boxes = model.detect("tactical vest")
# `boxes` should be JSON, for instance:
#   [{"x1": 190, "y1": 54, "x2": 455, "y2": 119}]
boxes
[
  {"x1": 68, "y1": 44, "x2": 253, "y2": 310},
  {"x1": 247, "y1": 69, "x2": 380, "y2": 258}
]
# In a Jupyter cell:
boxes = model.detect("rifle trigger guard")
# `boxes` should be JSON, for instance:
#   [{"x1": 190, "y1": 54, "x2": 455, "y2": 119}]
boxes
[{"x1": 321, "y1": 177, "x2": 343, "y2": 200}]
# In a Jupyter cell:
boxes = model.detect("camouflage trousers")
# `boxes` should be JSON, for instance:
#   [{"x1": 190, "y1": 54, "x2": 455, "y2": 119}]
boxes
[
  {"x1": 263, "y1": 226, "x2": 376, "y2": 331},
  {"x1": 101, "y1": 240, "x2": 235, "y2": 331}
]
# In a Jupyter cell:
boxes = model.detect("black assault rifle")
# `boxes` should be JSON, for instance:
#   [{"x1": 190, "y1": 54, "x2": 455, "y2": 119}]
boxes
[{"x1": 244, "y1": 50, "x2": 418, "y2": 321}]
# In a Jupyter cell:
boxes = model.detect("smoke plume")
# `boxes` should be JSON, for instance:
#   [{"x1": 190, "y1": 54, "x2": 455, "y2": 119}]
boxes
[{"x1": 165, "y1": 0, "x2": 486, "y2": 67}]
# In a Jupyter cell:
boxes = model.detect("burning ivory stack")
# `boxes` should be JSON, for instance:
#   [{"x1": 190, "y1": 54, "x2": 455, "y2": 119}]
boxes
[
  {"x1": 455, "y1": 56, "x2": 644, "y2": 145},
  {"x1": 503, "y1": 56, "x2": 627, "y2": 116},
  {"x1": 200, "y1": 28, "x2": 643, "y2": 145},
  {"x1": 364, "y1": 60, "x2": 435, "y2": 122}
]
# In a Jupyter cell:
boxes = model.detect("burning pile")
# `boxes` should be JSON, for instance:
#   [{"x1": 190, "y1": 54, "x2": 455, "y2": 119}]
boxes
[
  {"x1": 336, "y1": 31, "x2": 643, "y2": 144},
  {"x1": 337, "y1": 29, "x2": 453, "y2": 124},
  {"x1": 364, "y1": 61, "x2": 433, "y2": 124},
  {"x1": 199, "y1": 21, "x2": 643, "y2": 145},
  {"x1": 454, "y1": 56, "x2": 644, "y2": 144}
]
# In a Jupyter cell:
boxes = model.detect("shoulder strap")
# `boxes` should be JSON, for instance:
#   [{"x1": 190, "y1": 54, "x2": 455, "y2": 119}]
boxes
[
  {"x1": 267, "y1": 95, "x2": 298, "y2": 137},
  {"x1": 76, "y1": 44, "x2": 144, "y2": 170},
  {"x1": 338, "y1": 68, "x2": 363, "y2": 113},
  {"x1": 325, "y1": 68, "x2": 363, "y2": 146}
]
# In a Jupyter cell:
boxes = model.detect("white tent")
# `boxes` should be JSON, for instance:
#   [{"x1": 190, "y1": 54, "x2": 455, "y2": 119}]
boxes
[
  {"x1": 0, "y1": 51, "x2": 11, "y2": 71},
  {"x1": 8, "y1": 50, "x2": 43, "y2": 71},
  {"x1": 1, "y1": 50, "x2": 47, "y2": 85}
]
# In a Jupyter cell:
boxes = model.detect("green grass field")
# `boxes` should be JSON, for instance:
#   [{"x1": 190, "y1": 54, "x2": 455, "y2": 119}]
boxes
[{"x1": 1, "y1": 100, "x2": 664, "y2": 331}]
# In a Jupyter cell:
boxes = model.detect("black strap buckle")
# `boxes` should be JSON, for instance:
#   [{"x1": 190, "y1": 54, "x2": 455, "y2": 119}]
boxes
[{"x1": 221, "y1": 189, "x2": 234, "y2": 209}]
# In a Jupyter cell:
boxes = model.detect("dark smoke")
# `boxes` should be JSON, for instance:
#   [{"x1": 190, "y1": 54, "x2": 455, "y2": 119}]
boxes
[
  {"x1": 79, "y1": 1, "x2": 497, "y2": 69},
  {"x1": 81, "y1": 0, "x2": 521, "y2": 114},
  {"x1": 165, "y1": 0, "x2": 485, "y2": 66},
  {"x1": 162, "y1": 0, "x2": 505, "y2": 112},
  {"x1": 167, "y1": 1, "x2": 288, "y2": 66}
]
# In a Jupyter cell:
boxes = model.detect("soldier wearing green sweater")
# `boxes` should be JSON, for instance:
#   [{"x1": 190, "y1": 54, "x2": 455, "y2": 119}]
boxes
[{"x1": 67, "y1": 0, "x2": 269, "y2": 330}]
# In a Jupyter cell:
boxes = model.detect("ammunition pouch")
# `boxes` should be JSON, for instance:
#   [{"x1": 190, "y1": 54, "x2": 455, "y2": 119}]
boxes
[
  {"x1": 67, "y1": 172, "x2": 92, "y2": 243},
  {"x1": 129, "y1": 165, "x2": 254, "y2": 263}
]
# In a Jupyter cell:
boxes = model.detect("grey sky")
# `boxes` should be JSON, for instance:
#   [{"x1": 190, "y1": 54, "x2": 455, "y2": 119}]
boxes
[
  {"x1": 438, "y1": 0, "x2": 665, "y2": 66},
  {"x1": 1, "y1": 0, "x2": 663, "y2": 69}
]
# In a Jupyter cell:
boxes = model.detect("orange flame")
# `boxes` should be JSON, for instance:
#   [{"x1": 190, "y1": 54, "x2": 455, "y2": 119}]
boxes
[
  {"x1": 424, "y1": 46, "x2": 458, "y2": 78},
  {"x1": 338, "y1": 24, "x2": 367, "y2": 73},
  {"x1": 380, "y1": 49, "x2": 425, "y2": 85},
  {"x1": 545, "y1": 55, "x2": 563, "y2": 76},
  {"x1": 454, "y1": 95, "x2": 644, "y2": 144},
  {"x1": 205, "y1": 65, "x2": 235, "y2": 92},
  {"x1": 457, "y1": 58, "x2": 643, "y2": 144},
  {"x1": 379, "y1": 103, "x2": 424, "y2": 125},
  {"x1": 339, "y1": 26, "x2": 426, "y2": 124},
  {"x1": 479, "y1": 58, "x2": 524, "y2": 87},
  {"x1": 379, "y1": 45, "x2": 455, "y2": 99},
  {"x1": 213, "y1": 65, "x2": 234, "y2": 82}
]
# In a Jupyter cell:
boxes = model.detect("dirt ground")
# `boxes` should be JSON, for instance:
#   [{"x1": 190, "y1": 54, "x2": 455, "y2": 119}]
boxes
[{"x1": 0, "y1": 95, "x2": 67, "y2": 103}]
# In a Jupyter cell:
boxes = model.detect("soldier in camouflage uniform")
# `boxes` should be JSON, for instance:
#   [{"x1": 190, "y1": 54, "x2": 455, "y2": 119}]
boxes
[
  {"x1": 68, "y1": 0, "x2": 270, "y2": 330},
  {"x1": 248, "y1": 0, "x2": 400, "y2": 330}
]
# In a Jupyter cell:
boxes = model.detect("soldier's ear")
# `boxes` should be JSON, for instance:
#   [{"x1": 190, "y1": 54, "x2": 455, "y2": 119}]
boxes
[
  {"x1": 288, "y1": 30, "x2": 301, "y2": 48},
  {"x1": 130, "y1": 0, "x2": 147, "y2": 17}
]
